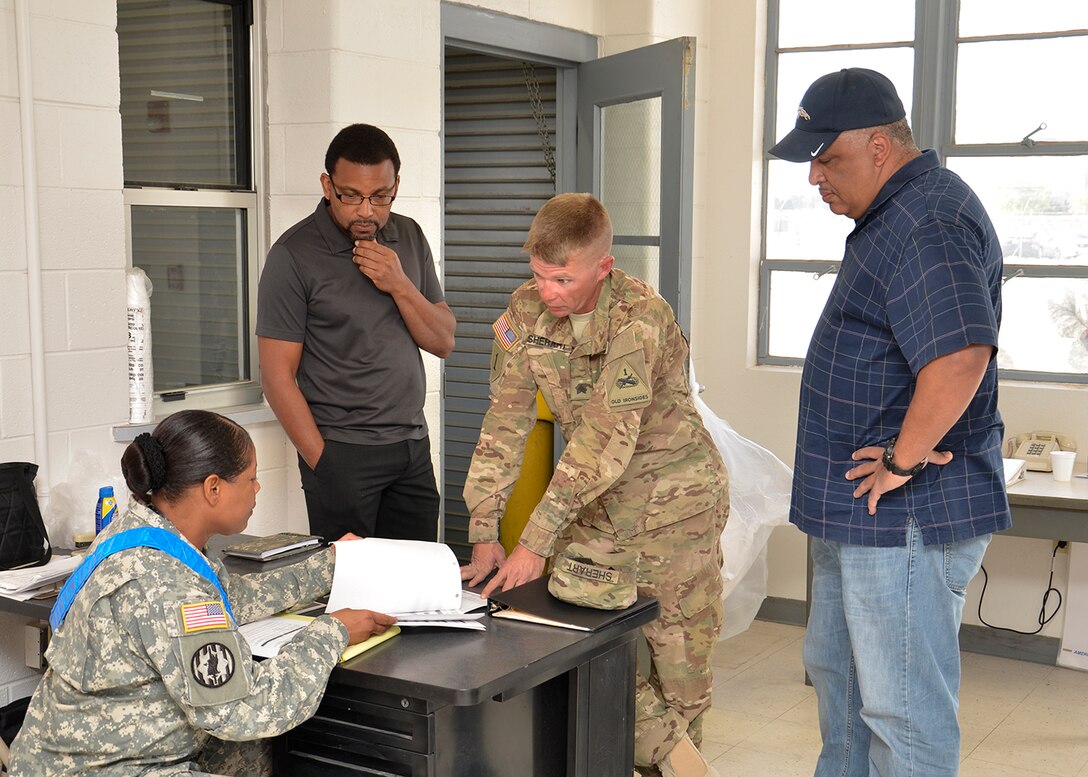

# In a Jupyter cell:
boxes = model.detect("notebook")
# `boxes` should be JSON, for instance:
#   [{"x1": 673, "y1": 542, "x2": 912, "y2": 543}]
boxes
[
  {"x1": 222, "y1": 533, "x2": 322, "y2": 561},
  {"x1": 487, "y1": 576, "x2": 652, "y2": 632}
]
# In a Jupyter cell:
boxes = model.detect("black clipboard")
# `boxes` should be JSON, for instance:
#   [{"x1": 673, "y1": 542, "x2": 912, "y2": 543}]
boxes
[{"x1": 487, "y1": 576, "x2": 651, "y2": 632}]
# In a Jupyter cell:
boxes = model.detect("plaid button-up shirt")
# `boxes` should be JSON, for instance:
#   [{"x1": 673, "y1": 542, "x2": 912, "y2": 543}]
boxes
[{"x1": 790, "y1": 150, "x2": 1012, "y2": 547}]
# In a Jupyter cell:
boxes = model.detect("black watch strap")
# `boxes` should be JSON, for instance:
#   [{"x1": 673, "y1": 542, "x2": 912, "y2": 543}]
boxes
[{"x1": 882, "y1": 437, "x2": 927, "y2": 477}]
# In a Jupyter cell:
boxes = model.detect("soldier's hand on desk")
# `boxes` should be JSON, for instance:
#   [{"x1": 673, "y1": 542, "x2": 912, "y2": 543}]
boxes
[
  {"x1": 353, "y1": 240, "x2": 409, "y2": 296},
  {"x1": 328, "y1": 609, "x2": 397, "y2": 645},
  {"x1": 460, "y1": 542, "x2": 507, "y2": 587},
  {"x1": 480, "y1": 545, "x2": 546, "y2": 599}
]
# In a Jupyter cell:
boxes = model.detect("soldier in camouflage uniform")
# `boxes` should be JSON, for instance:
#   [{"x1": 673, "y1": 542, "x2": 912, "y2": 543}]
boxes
[
  {"x1": 461, "y1": 193, "x2": 728, "y2": 777},
  {"x1": 10, "y1": 410, "x2": 395, "y2": 776}
]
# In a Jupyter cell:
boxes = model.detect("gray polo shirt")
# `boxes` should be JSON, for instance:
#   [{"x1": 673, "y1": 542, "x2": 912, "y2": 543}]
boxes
[{"x1": 256, "y1": 200, "x2": 445, "y2": 445}]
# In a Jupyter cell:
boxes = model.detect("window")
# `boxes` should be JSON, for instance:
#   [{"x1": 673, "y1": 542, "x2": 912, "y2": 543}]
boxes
[
  {"x1": 119, "y1": 0, "x2": 260, "y2": 404},
  {"x1": 761, "y1": 0, "x2": 1088, "y2": 381}
]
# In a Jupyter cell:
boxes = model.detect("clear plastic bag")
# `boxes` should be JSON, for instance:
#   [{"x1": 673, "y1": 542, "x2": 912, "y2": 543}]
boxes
[
  {"x1": 44, "y1": 450, "x2": 129, "y2": 548},
  {"x1": 690, "y1": 360, "x2": 793, "y2": 640}
]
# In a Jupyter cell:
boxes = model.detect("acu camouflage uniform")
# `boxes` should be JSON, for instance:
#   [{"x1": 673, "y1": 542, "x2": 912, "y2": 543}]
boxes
[
  {"x1": 10, "y1": 499, "x2": 349, "y2": 776},
  {"x1": 465, "y1": 269, "x2": 729, "y2": 768}
]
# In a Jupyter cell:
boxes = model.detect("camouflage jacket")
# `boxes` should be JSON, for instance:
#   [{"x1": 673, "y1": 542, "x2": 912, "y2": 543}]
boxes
[
  {"x1": 465, "y1": 269, "x2": 727, "y2": 556},
  {"x1": 10, "y1": 500, "x2": 348, "y2": 776}
]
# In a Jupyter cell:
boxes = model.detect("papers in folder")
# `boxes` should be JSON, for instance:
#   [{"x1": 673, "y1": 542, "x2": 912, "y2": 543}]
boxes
[
  {"x1": 0, "y1": 555, "x2": 82, "y2": 600},
  {"x1": 487, "y1": 576, "x2": 648, "y2": 632},
  {"x1": 326, "y1": 538, "x2": 486, "y2": 630},
  {"x1": 240, "y1": 615, "x2": 401, "y2": 661}
]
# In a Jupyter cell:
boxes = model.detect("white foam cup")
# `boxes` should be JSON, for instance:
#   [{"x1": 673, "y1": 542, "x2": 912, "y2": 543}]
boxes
[{"x1": 1050, "y1": 450, "x2": 1076, "y2": 482}]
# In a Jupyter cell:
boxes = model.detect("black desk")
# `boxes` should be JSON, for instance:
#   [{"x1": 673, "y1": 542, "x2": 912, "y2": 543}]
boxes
[
  {"x1": 275, "y1": 599, "x2": 658, "y2": 777},
  {"x1": 0, "y1": 536, "x2": 658, "y2": 777}
]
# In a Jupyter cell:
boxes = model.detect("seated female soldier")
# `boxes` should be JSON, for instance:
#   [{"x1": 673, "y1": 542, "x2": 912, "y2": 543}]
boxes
[{"x1": 9, "y1": 409, "x2": 395, "y2": 776}]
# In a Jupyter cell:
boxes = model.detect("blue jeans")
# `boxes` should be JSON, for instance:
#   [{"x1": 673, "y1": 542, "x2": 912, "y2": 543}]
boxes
[{"x1": 805, "y1": 523, "x2": 991, "y2": 777}]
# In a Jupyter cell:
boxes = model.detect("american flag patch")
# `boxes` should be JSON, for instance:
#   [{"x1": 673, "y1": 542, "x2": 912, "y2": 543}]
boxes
[
  {"x1": 492, "y1": 312, "x2": 519, "y2": 352},
  {"x1": 181, "y1": 601, "x2": 229, "y2": 633}
]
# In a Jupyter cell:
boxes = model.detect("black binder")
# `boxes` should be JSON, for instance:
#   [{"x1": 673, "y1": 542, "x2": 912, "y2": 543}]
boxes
[{"x1": 487, "y1": 576, "x2": 654, "y2": 632}]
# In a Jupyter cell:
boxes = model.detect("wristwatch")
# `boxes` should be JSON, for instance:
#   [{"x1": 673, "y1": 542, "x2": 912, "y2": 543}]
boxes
[{"x1": 882, "y1": 436, "x2": 927, "y2": 477}]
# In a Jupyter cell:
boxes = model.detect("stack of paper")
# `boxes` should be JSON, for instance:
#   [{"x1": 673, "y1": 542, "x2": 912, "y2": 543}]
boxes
[
  {"x1": 0, "y1": 555, "x2": 82, "y2": 601},
  {"x1": 241, "y1": 615, "x2": 401, "y2": 661},
  {"x1": 241, "y1": 539, "x2": 487, "y2": 660},
  {"x1": 327, "y1": 538, "x2": 487, "y2": 630}
]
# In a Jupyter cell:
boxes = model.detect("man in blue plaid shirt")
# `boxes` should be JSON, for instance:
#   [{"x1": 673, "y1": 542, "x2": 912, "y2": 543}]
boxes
[{"x1": 770, "y1": 68, "x2": 1011, "y2": 777}]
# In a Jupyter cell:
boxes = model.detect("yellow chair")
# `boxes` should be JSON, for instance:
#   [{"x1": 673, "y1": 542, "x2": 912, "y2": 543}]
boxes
[{"x1": 498, "y1": 393, "x2": 555, "y2": 557}]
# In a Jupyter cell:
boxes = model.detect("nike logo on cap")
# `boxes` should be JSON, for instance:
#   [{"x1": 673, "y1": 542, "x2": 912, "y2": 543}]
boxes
[{"x1": 810, "y1": 143, "x2": 825, "y2": 157}]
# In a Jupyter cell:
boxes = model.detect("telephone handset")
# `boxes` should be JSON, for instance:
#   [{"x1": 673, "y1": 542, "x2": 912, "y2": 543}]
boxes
[{"x1": 1004, "y1": 431, "x2": 1078, "y2": 472}]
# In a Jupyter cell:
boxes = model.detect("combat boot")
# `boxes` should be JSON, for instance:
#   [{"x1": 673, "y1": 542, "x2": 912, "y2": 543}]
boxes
[{"x1": 657, "y1": 734, "x2": 720, "y2": 777}]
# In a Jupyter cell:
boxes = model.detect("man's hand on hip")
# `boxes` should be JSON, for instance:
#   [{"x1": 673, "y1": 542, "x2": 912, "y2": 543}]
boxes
[{"x1": 846, "y1": 444, "x2": 954, "y2": 516}]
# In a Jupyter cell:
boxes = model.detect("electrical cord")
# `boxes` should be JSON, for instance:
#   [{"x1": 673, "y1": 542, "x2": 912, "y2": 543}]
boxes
[{"x1": 976, "y1": 542, "x2": 1063, "y2": 635}]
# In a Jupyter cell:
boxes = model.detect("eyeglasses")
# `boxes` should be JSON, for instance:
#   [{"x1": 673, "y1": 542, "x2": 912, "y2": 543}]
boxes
[{"x1": 329, "y1": 178, "x2": 396, "y2": 208}]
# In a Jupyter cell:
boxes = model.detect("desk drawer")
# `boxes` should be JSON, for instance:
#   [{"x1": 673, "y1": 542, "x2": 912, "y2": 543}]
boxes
[
  {"x1": 277, "y1": 729, "x2": 433, "y2": 777},
  {"x1": 308, "y1": 690, "x2": 433, "y2": 754}
]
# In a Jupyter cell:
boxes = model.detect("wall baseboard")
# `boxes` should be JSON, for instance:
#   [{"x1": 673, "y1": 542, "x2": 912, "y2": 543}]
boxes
[
  {"x1": 958, "y1": 624, "x2": 1059, "y2": 665},
  {"x1": 755, "y1": 598, "x2": 1060, "y2": 666},
  {"x1": 756, "y1": 596, "x2": 807, "y2": 626}
]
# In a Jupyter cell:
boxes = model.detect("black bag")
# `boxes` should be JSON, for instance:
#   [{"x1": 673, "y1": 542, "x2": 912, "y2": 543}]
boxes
[{"x1": 0, "y1": 463, "x2": 52, "y2": 571}]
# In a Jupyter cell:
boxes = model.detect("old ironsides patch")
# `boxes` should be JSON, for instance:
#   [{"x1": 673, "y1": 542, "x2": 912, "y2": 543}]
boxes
[{"x1": 607, "y1": 358, "x2": 651, "y2": 410}]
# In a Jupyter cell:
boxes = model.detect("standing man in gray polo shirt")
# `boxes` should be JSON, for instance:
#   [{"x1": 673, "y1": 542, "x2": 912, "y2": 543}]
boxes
[{"x1": 257, "y1": 124, "x2": 455, "y2": 542}]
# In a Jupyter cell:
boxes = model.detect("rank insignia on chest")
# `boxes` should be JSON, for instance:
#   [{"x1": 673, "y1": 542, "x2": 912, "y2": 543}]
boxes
[
  {"x1": 181, "y1": 601, "x2": 229, "y2": 633},
  {"x1": 576, "y1": 383, "x2": 591, "y2": 394}
]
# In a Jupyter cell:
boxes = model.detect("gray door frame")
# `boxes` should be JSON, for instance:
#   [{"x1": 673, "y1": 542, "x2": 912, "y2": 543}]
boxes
[{"x1": 576, "y1": 37, "x2": 697, "y2": 333}]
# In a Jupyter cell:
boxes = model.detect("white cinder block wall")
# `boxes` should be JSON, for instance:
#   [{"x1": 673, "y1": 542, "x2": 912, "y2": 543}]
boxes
[{"x1": 1, "y1": 0, "x2": 1086, "y2": 707}]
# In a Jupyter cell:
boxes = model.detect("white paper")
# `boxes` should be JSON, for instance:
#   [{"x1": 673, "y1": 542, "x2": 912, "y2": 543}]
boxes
[
  {"x1": 239, "y1": 615, "x2": 309, "y2": 658},
  {"x1": 1002, "y1": 457, "x2": 1027, "y2": 487},
  {"x1": 0, "y1": 555, "x2": 82, "y2": 594},
  {"x1": 327, "y1": 538, "x2": 463, "y2": 615},
  {"x1": 395, "y1": 619, "x2": 486, "y2": 630}
]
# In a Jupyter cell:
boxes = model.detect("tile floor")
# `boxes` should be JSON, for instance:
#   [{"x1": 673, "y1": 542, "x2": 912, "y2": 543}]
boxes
[{"x1": 703, "y1": 620, "x2": 1088, "y2": 776}]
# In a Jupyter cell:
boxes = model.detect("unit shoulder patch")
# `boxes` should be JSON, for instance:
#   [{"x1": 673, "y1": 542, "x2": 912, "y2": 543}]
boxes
[
  {"x1": 490, "y1": 340, "x2": 512, "y2": 385},
  {"x1": 191, "y1": 641, "x2": 236, "y2": 688},
  {"x1": 606, "y1": 355, "x2": 652, "y2": 411},
  {"x1": 177, "y1": 629, "x2": 250, "y2": 706}
]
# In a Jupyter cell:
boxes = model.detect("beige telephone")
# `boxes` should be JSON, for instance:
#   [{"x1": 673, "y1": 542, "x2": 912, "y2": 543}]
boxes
[{"x1": 1004, "y1": 431, "x2": 1078, "y2": 472}]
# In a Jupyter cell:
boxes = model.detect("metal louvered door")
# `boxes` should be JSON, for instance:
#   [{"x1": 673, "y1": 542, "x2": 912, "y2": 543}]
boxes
[{"x1": 441, "y1": 49, "x2": 558, "y2": 560}]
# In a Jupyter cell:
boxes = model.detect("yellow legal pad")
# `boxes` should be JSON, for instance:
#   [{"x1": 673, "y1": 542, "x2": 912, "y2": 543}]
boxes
[{"x1": 242, "y1": 613, "x2": 400, "y2": 662}]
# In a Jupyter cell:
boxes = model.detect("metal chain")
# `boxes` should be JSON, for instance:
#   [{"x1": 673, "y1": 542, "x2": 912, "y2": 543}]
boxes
[{"x1": 522, "y1": 62, "x2": 556, "y2": 184}]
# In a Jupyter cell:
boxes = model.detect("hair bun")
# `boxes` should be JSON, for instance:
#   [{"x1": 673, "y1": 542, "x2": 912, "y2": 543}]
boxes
[{"x1": 134, "y1": 432, "x2": 167, "y2": 491}]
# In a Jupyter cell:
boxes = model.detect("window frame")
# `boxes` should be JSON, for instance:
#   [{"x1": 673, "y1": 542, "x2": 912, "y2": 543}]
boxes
[
  {"x1": 759, "y1": 0, "x2": 1088, "y2": 384},
  {"x1": 119, "y1": 0, "x2": 266, "y2": 412}
]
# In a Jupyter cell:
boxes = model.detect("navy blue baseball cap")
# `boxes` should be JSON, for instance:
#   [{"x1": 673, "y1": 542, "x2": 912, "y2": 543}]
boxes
[{"x1": 769, "y1": 68, "x2": 906, "y2": 162}]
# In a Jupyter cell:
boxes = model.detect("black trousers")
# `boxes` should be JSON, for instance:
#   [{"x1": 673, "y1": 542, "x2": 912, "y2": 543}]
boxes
[{"x1": 299, "y1": 437, "x2": 440, "y2": 542}]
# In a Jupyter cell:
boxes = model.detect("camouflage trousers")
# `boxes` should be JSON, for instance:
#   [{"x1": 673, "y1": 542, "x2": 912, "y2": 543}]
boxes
[
  {"x1": 561, "y1": 494, "x2": 728, "y2": 770},
  {"x1": 195, "y1": 736, "x2": 272, "y2": 777}
]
